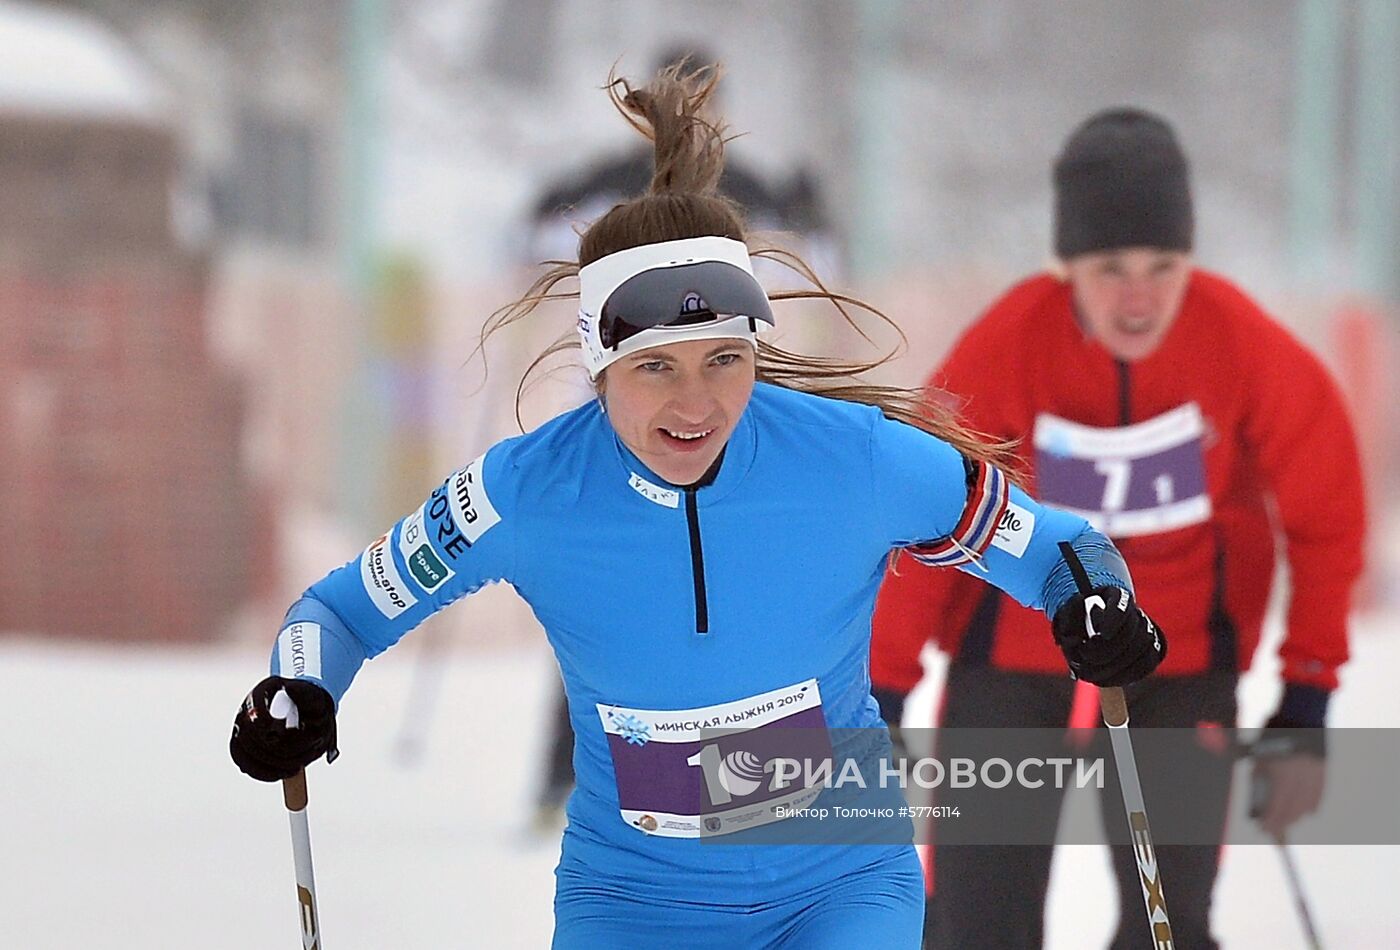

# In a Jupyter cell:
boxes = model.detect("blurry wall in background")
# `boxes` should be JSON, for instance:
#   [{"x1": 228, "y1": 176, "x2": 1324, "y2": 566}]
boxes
[{"x1": 0, "y1": 0, "x2": 269, "y2": 641}]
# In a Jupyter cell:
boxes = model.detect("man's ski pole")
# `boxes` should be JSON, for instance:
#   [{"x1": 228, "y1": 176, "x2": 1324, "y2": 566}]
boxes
[
  {"x1": 392, "y1": 626, "x2": 449, "y2": 766},
  {"x1": 1276, "y1": 833, "x2": 1323, "y2": 949},
  {"x1": 1246, "y1": 751, "x2": 1324, "y2": 948},
  {"x1": 1059, "y1": 542, "x2": 1174, "y2": 949},
  {"x1": 283, "y1": 769, "x2": 323, "y2": 949}
]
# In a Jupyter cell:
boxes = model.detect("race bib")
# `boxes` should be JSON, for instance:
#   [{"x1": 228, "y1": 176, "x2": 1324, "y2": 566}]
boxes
[
  {"x1": 597, "y1": 680, "x2": 832, "y2": 839},
  {"x1": 1033, "y1": 404, "x2": 1212, "y2": 537}
]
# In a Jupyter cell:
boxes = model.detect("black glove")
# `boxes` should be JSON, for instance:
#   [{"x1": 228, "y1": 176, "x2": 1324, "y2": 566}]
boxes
[
  {"x1": 230, "y1": 676, "x2": 339, "y2": 782},
  {"x1": 1254, "y1": 716, "x2": 1327, "y2": 760},
  {"x1": 1254, "y1": 683, "x2": 1329, "y2": 759},
  {"x1": 1248, "y1": 685, "x2": 1329, "y2": 830},
  {"x1": 1051, "y1": 585, "x2": 1167, "y2": 686}
]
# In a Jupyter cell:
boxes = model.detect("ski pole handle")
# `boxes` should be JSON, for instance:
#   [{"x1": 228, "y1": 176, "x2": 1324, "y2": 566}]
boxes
[
  {"x1": 283, "y1": 770, "x2": 323, "y2": 950},
  {"x1": 1053, "y1": 543, "x2": 1146, "y2": 728},
  {"x1": 1099, "y1": 685, "x2": 1128, "y2": 727}
]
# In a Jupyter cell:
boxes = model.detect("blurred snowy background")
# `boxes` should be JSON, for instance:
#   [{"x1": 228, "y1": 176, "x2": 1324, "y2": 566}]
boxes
[{"x1": 1, "y1": 1, "x2": 1396, "y2": 946}]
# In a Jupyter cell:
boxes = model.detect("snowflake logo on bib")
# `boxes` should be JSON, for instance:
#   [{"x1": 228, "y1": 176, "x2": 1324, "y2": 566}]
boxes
[{"x1": 609, "y1": 712, "x2": 651, "y2": 746}]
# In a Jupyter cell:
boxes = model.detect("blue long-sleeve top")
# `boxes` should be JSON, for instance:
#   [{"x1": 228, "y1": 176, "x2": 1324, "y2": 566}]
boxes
[{"x1": 269, "y1": 382, "x2": 1129, "y2": 900}]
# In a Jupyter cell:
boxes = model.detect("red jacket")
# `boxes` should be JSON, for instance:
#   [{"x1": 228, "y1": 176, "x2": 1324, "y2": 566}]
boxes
[{"x1": 872, "y1": 270, "x2": 1365, "y2": 694}]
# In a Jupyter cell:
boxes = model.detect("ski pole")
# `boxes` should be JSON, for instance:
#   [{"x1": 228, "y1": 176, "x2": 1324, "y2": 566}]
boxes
[
  {"x1": 1099, "y1": 686, "x2": 1174, "y2": 948},
  {"x1": 1275, "y1": 833, "x2": 1323, "y2": 949},
  {"x1": 283, "y1": 770, "x2": 323, "y2": 950},
  {"x1": 1059, "y1": 542, "x2": 1174, "y2": 949},
  {"x1": 392, "y1": 626, "x2": 448, "y2": 766},
  {"x1": 1247, "y1": 753, "x2": 1325, "y2": 948}
]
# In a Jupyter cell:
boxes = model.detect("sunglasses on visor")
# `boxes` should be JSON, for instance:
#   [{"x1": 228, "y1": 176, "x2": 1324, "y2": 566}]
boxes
[{"x1": 598, "y1": 260, "x2": 775, "y2": 350}]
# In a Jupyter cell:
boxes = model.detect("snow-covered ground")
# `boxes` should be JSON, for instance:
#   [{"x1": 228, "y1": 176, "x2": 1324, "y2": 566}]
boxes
[{"x1": 1, "y1": 610, "x2": 1396, "y2": 948}]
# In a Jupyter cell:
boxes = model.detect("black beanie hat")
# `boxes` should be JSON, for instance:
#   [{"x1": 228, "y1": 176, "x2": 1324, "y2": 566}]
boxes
[{"x1": 1053, "y1": 107, "x2": 1193, "y2": 258}]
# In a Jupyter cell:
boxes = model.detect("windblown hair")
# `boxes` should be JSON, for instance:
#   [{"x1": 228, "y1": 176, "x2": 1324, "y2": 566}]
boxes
[{"x1": 483, "y1": 62, "x2": 1019, "y2": 473}]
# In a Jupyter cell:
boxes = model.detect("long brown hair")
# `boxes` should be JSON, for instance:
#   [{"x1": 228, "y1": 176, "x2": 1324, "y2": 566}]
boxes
[{"x1": 482, "y1": 62, "x2": 1018, "y2": 473}]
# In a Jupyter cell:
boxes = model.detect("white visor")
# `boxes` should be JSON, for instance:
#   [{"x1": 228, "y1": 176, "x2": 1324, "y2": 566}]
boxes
[{"x1": 576, "y1": 236, "x2": 771, "y2": 378}]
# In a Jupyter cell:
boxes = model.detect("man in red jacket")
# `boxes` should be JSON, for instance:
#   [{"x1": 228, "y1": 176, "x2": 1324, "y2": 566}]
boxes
[{"x1": 872, "y1": 109, "x2": 1366, "y2": 949}]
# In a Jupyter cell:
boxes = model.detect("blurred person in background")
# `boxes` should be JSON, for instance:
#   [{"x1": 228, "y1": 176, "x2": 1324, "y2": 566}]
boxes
[
  {"x1": 522, "y1": 43, "x2": 839, "y2": 830},
  {"x1": 524, "y1": 43, "x2": 836, "y2": 270},
  {"x1": 230, "y1": 67, "x2": 1167, "y2": 948},
  {"x1": 871, "y1": 108, "x2": 1366, "y2": 949}
]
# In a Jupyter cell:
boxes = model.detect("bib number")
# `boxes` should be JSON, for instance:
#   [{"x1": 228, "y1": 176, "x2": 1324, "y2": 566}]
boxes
[{"x1": 1033, "y1": 404, "x2": 1212, "y2": 537}]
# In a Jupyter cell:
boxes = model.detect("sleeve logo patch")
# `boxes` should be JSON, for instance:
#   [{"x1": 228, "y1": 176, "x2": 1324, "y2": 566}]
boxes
[
  {"x1": 448, "y1": 453, "x2": 502, "y2": 545},
  {"x1": 276, "y1": 622, "x2": 322, "y2": 680},
  {"x1": 361, "y1": 532, "x2": 418, "y2": 618},
  {"x1": 427, "y1": 486, "x2": 468, "y2": 560},
  {"x1": 398, "y1": 503, "x2": 455, "y2": 593},
  {"x1": 990, "y1": 500, "x2": 1035, "y2": 558}
]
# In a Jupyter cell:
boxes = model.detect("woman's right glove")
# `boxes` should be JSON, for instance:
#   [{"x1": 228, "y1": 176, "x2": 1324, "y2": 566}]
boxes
[
  {"x1": 230, "y1": 676, "x2": 339, "y2": 782},
  {"x1": 1051, "y1": 585, "x2": 1167, "y2": 687}
]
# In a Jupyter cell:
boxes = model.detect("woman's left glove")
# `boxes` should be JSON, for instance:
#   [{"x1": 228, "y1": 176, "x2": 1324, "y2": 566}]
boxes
[
  {"x1": 230, "y1": 676, "x2": 339, "y2": 782},
  {"x1": 1051, "y1": 585, "x2": 1167, "y2": 686}
]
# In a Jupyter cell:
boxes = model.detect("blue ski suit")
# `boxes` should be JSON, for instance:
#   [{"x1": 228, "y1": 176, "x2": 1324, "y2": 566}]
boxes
[{"x1": 268, "y1": 382, "x2": 1132, "y2": 948}]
